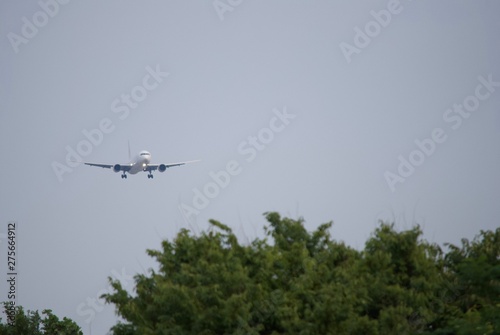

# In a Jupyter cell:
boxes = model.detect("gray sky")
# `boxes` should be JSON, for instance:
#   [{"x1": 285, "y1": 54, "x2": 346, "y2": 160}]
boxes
[{"x1": 1, "y1": 1, "x2": 499, "y2": 334}]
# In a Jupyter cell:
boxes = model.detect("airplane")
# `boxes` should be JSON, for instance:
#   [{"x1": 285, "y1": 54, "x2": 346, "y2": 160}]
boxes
[{"x1": 82, "y1": 150, "x2": 199, "y2": 179}]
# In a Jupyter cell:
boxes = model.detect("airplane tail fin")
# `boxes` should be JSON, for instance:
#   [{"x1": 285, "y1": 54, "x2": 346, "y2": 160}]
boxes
[{"x1": 128, "y1": 140, "x2": 131, "y2": 161}]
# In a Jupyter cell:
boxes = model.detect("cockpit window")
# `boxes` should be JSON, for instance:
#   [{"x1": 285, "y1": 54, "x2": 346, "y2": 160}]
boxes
[{"x1": 140, "y1": 152, "x2": 150, "y2": 156}]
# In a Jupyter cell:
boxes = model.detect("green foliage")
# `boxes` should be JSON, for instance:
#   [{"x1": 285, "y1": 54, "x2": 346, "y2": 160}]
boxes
[
  {"x1": 437, "y1": 228, "x2": 500, "y2": 334},
  {"x1": 0, "y1": 305, "x2": 82, "y2": 335},
  {"x1": 103, "y1": 213, "x2": 500, "y2": 335}
]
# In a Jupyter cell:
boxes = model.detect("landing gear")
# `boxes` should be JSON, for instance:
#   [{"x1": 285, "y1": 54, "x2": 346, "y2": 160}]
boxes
[
  {"x1": 121, "y1": 173, "x2": 127, "y2": 179},
  {"x1": 147, "y1": 173, "x2": 154, "y2": 179}
]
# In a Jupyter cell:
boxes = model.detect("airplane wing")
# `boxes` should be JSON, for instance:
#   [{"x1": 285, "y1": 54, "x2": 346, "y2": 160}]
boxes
[
  {"x1": 84, "y1": 162, "x2": 132, "y2": 171},
  {"x1": 146, "y1": 160, "x2": 200, "y2": 172},
  {"x1": 83, "y1": 163, "x2": 113, "y2": 169}
]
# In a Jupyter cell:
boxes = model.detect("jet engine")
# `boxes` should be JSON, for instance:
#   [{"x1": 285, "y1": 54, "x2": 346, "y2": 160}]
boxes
[
  {"x1": 113, "y1": 164, "x2": 121, "y2": 173},
  {"x1": 158, "y1": 164, "x2": 167, "y2": 172}
]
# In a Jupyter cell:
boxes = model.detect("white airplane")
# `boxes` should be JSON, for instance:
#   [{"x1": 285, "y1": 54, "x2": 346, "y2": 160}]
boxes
[{"x1": 82, "y1": 150, "x2": 199, "y2": 179}]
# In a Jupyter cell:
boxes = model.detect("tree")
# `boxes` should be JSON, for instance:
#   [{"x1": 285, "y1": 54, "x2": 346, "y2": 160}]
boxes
[
  {"x1": 436, "y1": 228, "x2": 500, "y2": 334},
  {"x1": 103, "y1": 213, "x2": 500, "y2": 335},
  {"x1": 0, "y1": 305, "x2": 82, "y2": 335},
  {"x1": 361, "y1": 224, "x2": 446, "y2": 334}
]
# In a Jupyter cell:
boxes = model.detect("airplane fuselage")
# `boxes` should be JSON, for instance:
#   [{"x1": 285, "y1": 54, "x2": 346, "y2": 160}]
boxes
[{"x1": 127, "y1": 150, "x2": 151, "y2": 175}]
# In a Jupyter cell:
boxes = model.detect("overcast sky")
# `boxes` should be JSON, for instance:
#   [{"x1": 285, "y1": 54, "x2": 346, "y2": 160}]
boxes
[{"x1": 1, "y1": 1, "x2": 499, "y2": 334}]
